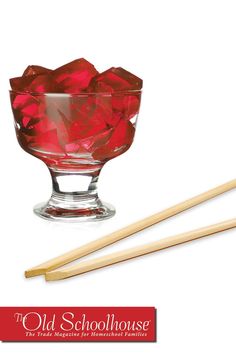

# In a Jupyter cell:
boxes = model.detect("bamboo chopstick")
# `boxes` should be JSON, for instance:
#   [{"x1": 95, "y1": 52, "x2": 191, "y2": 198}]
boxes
[
  {"x1": 25, "y1": 179, "x2": 236, "y2": 278},
  {"x1": 45, "y1": 218, "x2": 236, "y2": 281}
]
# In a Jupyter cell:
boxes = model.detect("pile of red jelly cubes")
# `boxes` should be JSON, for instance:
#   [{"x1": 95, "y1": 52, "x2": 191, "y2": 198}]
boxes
[{"x1": 10, "y1": 58, "x2": 142, "y2": 168}]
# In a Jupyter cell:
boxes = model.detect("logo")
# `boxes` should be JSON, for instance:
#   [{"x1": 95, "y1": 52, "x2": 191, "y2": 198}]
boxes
[{"x1": 0, "y1": 307, "x2": 156, "y2": 342}]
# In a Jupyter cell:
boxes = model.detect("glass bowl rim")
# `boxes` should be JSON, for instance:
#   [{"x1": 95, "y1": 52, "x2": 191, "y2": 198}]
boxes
[{"x1": 9, "y1": 89, "x2": 142, "y2": 97}]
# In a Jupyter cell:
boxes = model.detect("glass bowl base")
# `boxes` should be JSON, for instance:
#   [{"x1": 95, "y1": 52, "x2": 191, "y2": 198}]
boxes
[{"x1": 33, "y1": 201, "x2": 115, "y2": 222}]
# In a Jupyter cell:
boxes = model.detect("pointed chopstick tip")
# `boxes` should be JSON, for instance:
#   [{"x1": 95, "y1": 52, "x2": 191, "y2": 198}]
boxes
[{"x1": 25, "y1": 268, "x2": 47, "y2": 278}]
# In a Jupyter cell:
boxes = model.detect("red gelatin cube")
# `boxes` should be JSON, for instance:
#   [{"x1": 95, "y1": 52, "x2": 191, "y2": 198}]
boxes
[
  {"x1": 65, "y1": 128, "x2": 113, "y2": 155},
  {"x1": 23, "y1": 65, "x2": 52, "y2": 76},
  {"x1": 10, "y1": 93, "x2": 40, "y2": 126},
  {"x1": 89, "y1": 67, "x2": 142, "y2": 92},
  {"x1": 69, "y1": 96, "x2": 96, "y2": 123},
  {"x1": 88, "y1": 98, "x2": 113, "y2": 127},
  {"x1": 63, "y1": 96, "x2": 108, "y2": 141},
  {"x1": 27, "y1": 73, "x2": 58, "y2": 93},
  {"x1": 29, "y1": 129, "x2": 63, "y2": 153},
  {"x1": 53, "y1": 58, "x2": 98, "y2": 93},
  {"x1": 21, "y1": 102, "x2": 39, "y2": 116},
  {"x1": 80, "y1": 128, "x2": 113, "y2": 151},
  {"x1": 22, "y1": 116, "x2": 32, "y2": 128},
  {"x1": 10, "y1": 68, "x2": 58, "y2": 92},
  {"x1": 10, "y1": 73, "x2": 57, "y2": 93},
  {"x1": 88, "y1": 80, "x2": 113, "y2": 93},
  {"x1": 10, "y1": 75, "x2": 36, "y2": 91},
  {"x1": 108, "y1": 119, "x2": 135, "y2": 148},
  {"x1": 89, "y1": 128, "x2": 113, "y2": 150},
  {"x1": 125, "y1": 95, "x2": 141, "y2": 119},
  {"x1": 112, "y1": 94, "x2": 141, "y2": 120},
  {"x1": 12, "y1": 93, "x2": 37, "y2": 109},
  {"x1": 31, "y1": 115, "x2": 56, "y2": 134},
  {"x1": 92, "y1": 120, "x2": 135, "y2": 160},
  {"x1": 69, "y1": 111, "x2": 107, "y2": 140},
  {"x1": 93, "y1": 95, "x2": 119, "y2": 127},
  {"x1": 19, "y1": 109, "x2": 56, "y2": 136}
]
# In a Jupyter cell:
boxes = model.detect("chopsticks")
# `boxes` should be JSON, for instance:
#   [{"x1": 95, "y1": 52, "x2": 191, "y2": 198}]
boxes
[
  {"x1": 45, "y1": 218, "x2": 236, "y2": 280},
  {"x1": 25, "y1": 179, "x2": 236, "y2": 280}
]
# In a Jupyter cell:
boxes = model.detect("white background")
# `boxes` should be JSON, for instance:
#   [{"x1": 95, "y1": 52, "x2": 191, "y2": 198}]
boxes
[{"x1": 0, "y1": 0, "x2": 236, "y2": 353}]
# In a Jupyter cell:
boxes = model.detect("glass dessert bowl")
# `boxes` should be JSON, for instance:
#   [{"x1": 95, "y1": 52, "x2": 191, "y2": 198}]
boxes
[{"x1": 10, "y1": 89, "x2": 141, "y2": 221}]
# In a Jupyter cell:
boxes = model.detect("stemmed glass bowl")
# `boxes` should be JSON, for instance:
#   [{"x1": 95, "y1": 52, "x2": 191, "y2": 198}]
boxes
[{"x1": 10, "y1": 89, "x2": 141, "y2": 221}]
